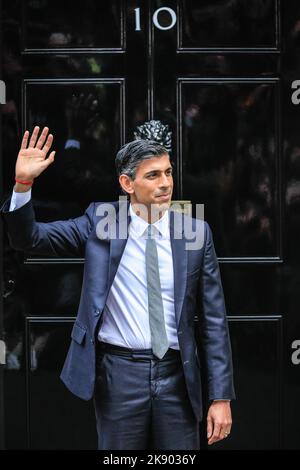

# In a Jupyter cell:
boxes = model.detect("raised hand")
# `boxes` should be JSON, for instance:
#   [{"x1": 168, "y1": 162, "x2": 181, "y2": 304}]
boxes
[{"x1": 15, "y1": 126, "x2": 56, "y2": 182}]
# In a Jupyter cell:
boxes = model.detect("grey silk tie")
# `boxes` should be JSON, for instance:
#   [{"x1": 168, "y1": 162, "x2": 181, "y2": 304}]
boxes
[{"x1": 145, "y1": 224, "x2": 169, "y2": 359}]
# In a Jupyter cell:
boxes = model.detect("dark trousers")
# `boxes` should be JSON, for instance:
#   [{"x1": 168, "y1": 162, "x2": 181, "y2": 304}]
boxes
[{"x1": 93, "y1": 341, "x2": 200, "y2": 450}]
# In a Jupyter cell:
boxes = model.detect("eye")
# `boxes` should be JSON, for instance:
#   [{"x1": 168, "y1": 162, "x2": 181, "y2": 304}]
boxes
[{"x1": 147, "y1": 173, "x2": 157, "y2": 179}]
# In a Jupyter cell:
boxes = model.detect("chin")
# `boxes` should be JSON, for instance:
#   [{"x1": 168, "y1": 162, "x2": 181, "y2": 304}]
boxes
[{"x1": 153, "y1": 200, "x2": 171, "y2": 210}]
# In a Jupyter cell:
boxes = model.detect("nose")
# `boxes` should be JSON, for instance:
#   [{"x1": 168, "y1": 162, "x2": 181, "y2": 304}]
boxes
[{"x1": 159, "y1": 173, "x2": 171, "y2": 189}]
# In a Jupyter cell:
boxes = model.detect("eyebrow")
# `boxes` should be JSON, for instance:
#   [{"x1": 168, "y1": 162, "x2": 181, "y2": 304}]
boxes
[{"x1": 144, "y1": 167, "x2": 173, "y2": 176}]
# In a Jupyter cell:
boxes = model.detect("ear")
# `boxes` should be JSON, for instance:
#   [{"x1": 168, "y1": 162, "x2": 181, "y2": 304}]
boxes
[{"x1": 119, "y1": 174, "x2": 134, "y2": 194}]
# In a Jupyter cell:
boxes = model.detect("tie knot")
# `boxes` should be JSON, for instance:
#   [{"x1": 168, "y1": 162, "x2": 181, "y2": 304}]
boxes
[{"x1": 146, "y1": 224, "x2": 156, "y2": 239}]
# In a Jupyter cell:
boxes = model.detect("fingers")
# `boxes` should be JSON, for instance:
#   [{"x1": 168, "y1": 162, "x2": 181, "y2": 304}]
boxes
[
  {"x1": 42, "y1": 133, "x2": 54, "y2": 155},
  {"x1": 207, "y1": 420, "x2": 232, "y2": 445},
  {"x1": 208, "y1": 422, "x2": 221, "y2": 445},
  {"x1": 207, "y1": 417, "x2": 213, "y2": 441},
  {"x1": 41, "y1": 151, "x2": 56, "y2": 169},
  {"x1": 220, "y1": 425, "x2": 231, "y2": 440},
  {"x1": 36, "y1": 127, "x2": 49, "y2": 149},
  {"x1": 29, "y1": 126, "x2": 40, "y2": 147},
  {"x1": 207, "y1": 402, "x2": 232, "y2": 446},
  {"x1": 21, "y1": 130, "x2": 29, "y2": 149},
  {"x1": 28, "y1": 126, "x2": 53, "y2": 153}
]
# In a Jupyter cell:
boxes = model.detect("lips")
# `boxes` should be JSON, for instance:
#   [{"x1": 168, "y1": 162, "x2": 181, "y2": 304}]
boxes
[{"x1": 156, "y1": 193, "x2": 170, "y2": 199}]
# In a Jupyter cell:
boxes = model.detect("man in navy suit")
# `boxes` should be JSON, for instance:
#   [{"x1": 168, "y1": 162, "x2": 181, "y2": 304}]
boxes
[{"x1": 1, "y1": 126, "x2": 235, "y2": 450}]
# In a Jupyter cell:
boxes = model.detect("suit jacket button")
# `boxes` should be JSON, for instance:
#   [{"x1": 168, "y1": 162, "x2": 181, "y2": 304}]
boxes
[
  {"x1": 91, "y1": 338, "x2": 95, "y2": 344},
  {"x1": 94, "y1": 309, "x2": 100, "y2": 316}
]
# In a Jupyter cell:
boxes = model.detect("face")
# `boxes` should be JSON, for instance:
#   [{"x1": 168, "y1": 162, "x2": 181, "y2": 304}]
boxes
[{"x1": 119, "y1": 153, "x2": 173, "y2": 219}]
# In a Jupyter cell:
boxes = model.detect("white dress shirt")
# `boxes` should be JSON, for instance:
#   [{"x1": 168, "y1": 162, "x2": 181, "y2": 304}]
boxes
[
  {"x1": 98, "y1": 204, "x2": 179, "y2": 350},
  {"x1": 9, "y1": 188, "x2": 32, "y2": 211}
]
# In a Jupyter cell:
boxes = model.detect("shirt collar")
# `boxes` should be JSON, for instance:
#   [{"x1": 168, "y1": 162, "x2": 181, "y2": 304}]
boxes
[{"x1": 129, "y1": 203, "x2": 170, "y2": 239}]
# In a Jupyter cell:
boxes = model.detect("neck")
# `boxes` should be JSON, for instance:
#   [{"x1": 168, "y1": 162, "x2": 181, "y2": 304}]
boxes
[{"x1": 130, "y1": 200, "x2": 167, "y2": 224}]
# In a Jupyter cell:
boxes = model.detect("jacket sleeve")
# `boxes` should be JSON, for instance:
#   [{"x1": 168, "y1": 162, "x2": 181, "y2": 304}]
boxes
[
  {"x1": 0, "y1": 196, "x2": 95, "y2": 257},
  {"x1": 199, "y1": 222, "x2": 236, "y2": 401}
]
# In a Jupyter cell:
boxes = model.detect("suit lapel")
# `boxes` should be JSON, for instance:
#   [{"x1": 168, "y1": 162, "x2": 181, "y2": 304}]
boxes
[
  {"x1": 107, "y1": 200, "x2": 130, "y2": 290},
  {"x1": 170, "y1": 209, "x2": 188, "y2": 328}
]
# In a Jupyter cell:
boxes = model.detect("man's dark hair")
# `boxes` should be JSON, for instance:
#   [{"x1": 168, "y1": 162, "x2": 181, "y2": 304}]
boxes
[{"x1": 115, "y1": 139, "x2": 169, "y2": 180}]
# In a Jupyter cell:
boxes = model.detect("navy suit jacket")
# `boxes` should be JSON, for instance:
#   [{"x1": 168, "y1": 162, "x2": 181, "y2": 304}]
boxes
[{"x1": 1, "y1": 197, "x2": 235, "y2": 421}]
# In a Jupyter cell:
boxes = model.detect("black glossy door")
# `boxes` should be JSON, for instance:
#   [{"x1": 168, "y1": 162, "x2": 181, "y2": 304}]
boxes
[{"x1": 0, "y1": 0, "x2": 299, "y2": 449}]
